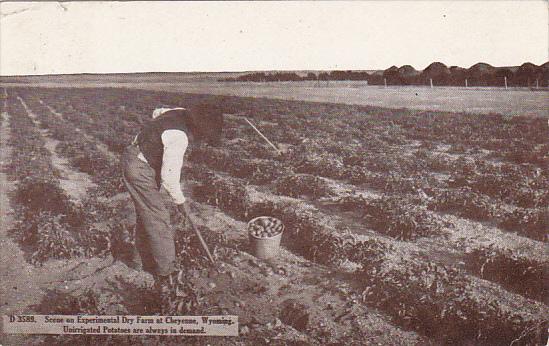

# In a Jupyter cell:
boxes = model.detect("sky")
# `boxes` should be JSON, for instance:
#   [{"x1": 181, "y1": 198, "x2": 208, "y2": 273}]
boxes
[{"x1": 0, "y1": 1, "x2": 547, "y2": 76}]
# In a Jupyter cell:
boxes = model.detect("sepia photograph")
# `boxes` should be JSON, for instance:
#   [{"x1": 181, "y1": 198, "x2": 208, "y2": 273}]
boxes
[{"x1": 0, "y1": 1, "x2": 548, "y2": 345}]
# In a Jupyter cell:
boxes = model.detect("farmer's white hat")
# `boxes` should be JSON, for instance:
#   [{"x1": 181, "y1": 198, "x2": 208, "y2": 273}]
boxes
[{"x1": 152, "y1": 107, "x2": 186, "y2": 119}]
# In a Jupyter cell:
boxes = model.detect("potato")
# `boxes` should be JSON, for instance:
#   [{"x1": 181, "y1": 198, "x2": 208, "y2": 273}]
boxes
[{"x1": 250, "y1": 217, "x2": 283, "y2": 238}]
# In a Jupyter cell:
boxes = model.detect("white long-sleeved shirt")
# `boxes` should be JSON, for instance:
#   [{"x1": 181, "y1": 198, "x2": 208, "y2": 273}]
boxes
[{"x1": 137, "y1": 129, "x2": 188, "y2": 204}]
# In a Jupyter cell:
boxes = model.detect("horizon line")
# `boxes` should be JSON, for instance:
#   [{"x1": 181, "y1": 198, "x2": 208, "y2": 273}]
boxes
[{"x1": 2, "y1": 61, "x2": 547, "y2": 78}]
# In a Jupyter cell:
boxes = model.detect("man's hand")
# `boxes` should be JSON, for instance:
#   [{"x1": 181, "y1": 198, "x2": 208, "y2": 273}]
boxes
[
  {"x1": 177, "y1": 202, "x2": 191, "y2": 225},
  {"x1": 177, "y1": 202, "x2": 189, "y2": 224}
]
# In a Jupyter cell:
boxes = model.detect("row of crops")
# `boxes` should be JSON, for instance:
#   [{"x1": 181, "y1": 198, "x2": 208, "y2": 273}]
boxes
[
  {"x1": 6, "y1": 90, "x2": 228, "y2": 319},
  {"x1": 14, "y1": 88, "x2": 548, "y2": 275},
  {"x1": 3, "y1": 93, "x2": 112, "y2": 264},
  {"x1": 21, "y1": 88, "x2": 548, "y2": 237},
  {"x1": 6, "y1": 87, "x2": 548, "y2": 344}
]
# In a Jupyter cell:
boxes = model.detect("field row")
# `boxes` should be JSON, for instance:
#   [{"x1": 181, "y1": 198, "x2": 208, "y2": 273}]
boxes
[
  {"x1": 18, "y1": 90, "x2": 548, "y2": 288},
  {"x1": 22, "y1": 88, "x2": 548, "y2": 208},
  {"x1": 22, "y1": 87, "x2": 548, "y2": 164},
  {"x1": 4, "y1": 94, "x2": 113, "y2": 264},
  {"x1": 192, "y1": 171, "x2": 548, "y2": 344},
  {"x1": 7, "y1": 87, "x2": 548, "y2": 344},
  {"x1": 3, "y1": 90, "x2": 424, "y2": 344},
  {"x1": 6, "y1": 91, "x2": 227, "y2": 305},
  {"x1": 20, "y1": 87, "x2": 547, "y2": 244}
]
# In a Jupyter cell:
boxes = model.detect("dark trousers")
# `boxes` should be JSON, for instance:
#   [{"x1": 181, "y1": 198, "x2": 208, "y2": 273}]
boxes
[{"x1": 122, "y1": 145, "x2": 175, "y2": 277}]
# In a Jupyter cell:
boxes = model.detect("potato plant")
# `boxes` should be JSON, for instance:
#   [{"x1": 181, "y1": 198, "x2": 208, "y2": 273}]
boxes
[
  {"x1": 466, "y1": 244, "x2": 547, "y2": 302},
  {"x1": 273, "y1": 173, "x2": 335, "y2": 200},
  {"x1": 429, "y1": 188, "x2": 503, "y2": 222},
  {"x1": 333, "y1": 194, "x2": 447, "y2": 240},
  {"x1": 499, "y1": 208, "x2": 548, "y2": 242},
  {"x1": 291, "y1": 151, "x2": 347, "y2": 180},
  {"x1": 360, "y1": 259, "x2": 548, "y2": 345},
  {"x1": 448, "y1": 160, "x2": 549, "y2": 209}
]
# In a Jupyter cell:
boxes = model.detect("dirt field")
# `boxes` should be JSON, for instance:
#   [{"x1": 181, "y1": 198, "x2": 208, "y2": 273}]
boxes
[
  {"x1": 151, "y1": 81, "x2": 549, "y2": 118},
  {"x1": 0, "y1": 86, "x2": 547, "y2": 345},
  {"x1": 1, "y1": 79, "x2": 548, "y2": 117}
]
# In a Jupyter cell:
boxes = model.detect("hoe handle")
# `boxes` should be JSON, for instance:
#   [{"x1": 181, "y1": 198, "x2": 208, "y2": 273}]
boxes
[
  {"x1": 182, "y1": 203, "x2": 216, "y2": 266},
  {"x1": 244, "y1": 117, "x2": 282, "y2": 155}
]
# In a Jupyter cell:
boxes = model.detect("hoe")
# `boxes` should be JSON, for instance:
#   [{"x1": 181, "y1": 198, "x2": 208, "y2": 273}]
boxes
[
  {"x1": 181, "y1": 202, "x2": 217, "y2": 266},
  {"x1": 190, "y1": 115, "x2": 282, "y2": 267}
]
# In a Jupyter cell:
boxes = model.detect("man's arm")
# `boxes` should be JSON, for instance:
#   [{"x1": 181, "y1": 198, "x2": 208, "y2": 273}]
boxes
[{"x1": 160, "y1": 129, "x2": 188, "y2": 205}]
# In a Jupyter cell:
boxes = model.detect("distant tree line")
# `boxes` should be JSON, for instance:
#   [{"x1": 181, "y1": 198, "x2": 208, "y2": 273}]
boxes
[{"x1": 220, "y1": 62, "x2": 549, "y2": 87}]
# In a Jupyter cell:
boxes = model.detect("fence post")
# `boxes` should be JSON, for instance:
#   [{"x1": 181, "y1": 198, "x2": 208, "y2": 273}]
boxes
[
  {"x1": 465, "y1": 79, "x2": 468, "y2": 88},
  {"x1": 504, "y1": 76, "x2": 508, "y2": 89},
  {"x1": 384, "y1": 78, "x2": 387, "y2": 88},
  {"x1": 536, "y1": 79, "x2": 539, "y2": 88},
  {"x1": 430, "y1": 78, "x2": 433, "y2": 88}
]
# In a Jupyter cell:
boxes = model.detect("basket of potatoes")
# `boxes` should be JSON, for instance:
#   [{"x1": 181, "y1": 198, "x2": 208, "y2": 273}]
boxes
[{"x1": 248, "y1": 216, "x2": 284, "y2": 259}]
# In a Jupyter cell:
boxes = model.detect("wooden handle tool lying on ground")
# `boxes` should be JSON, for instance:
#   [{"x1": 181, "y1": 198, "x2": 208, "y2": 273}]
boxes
[
  {"x1": 244, "y1": 117, "x2": 283, "y2": 155},
  {"x1": 181, "y1": 203, "x2": 217, "y2": 267}
]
